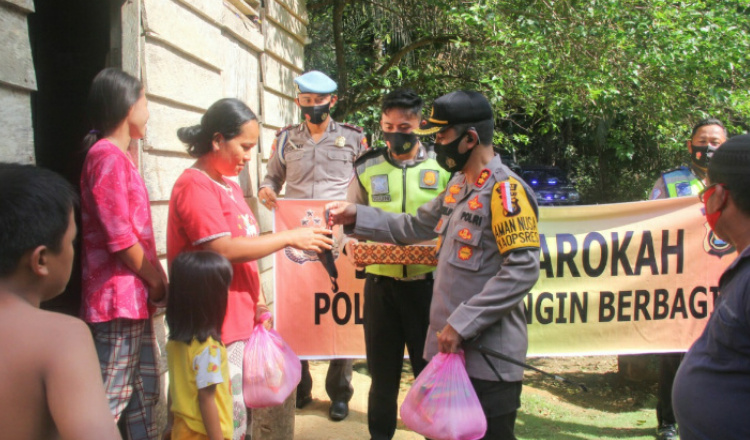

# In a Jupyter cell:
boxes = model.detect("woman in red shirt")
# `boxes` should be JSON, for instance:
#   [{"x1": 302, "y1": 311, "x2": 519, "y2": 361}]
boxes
[{"x1": 167, "y1": 98, "x2": 332, "y2": 439}]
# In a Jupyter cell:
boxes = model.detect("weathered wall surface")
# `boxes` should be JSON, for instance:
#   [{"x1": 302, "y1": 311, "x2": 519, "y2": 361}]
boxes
[
  {"x1": 136, "y1": 0, "x2": 308, "y2": 435},
  {"x1": 140, "y1": 0, "x2": 308, "y2": 293},
  {"x1": 0, "y1": 0, "x2": 37, "y2": 164}
]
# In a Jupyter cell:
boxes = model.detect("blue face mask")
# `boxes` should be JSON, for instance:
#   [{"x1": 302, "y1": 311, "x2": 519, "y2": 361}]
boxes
[{"x1": 434, "y1": 130, "x2": 470, "y2": 172}]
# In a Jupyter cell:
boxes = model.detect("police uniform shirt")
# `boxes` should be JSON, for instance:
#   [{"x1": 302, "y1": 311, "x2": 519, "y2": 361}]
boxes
[
  {"x1": 345, "y1": 154, "x2": 541, "y2": 381},
  {"x1": 260, "y1": 120, "x2": 367, "y2": 200}
]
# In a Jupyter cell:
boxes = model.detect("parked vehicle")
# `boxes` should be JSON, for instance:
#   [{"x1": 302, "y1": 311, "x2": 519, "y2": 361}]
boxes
[{"x1": 520, "y1": 165, "x2": 581, "y2": 206}]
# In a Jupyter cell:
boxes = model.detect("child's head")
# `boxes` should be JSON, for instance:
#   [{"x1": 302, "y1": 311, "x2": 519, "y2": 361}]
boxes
[
  {"x1": 0, "y1": 163, "x2": 78, "y2": 299},
  {"x1": 83, "y1": 68, "x2": 146, "y2": 151},
  {"x1": 167, "y1": 251, "x2": 233, "y2": 343}
]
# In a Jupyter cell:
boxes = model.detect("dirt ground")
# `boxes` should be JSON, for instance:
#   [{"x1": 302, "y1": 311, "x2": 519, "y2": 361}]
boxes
[{"x1": 293, "y1": 356, "x2": 659, "y2": 440}]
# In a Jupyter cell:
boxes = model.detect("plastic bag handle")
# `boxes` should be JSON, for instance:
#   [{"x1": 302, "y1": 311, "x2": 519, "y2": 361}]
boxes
[{"x1": 258, "y1": 311, "x2": 272, "y2": 324}]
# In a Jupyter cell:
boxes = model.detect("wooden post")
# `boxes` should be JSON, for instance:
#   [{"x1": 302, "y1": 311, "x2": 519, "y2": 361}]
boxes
[{"x1": 250, "y1": 390, "x2": 296, "y2": 439}]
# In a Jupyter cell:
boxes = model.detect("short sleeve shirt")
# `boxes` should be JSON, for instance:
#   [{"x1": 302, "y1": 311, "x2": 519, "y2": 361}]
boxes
[
  {"x1": 80, "y1": 139, "x2": 160, "y2": 322},
  {"x1": 167, "y1": 169, "x2": 261, "y2": 344},
  {"x1": 167, "y1": 337, "x2": 233, "y2": 439}
]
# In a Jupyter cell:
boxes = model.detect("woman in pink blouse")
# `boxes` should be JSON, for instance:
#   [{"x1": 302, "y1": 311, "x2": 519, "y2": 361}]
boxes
[{"x1": 80, "y1": 68, "x2": 167, "y2": 440}]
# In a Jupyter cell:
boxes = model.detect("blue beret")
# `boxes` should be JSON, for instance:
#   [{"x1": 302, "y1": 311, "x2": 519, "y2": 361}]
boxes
[{"x1": 294, "y1": 70, "x2": 337, "y2": 94}]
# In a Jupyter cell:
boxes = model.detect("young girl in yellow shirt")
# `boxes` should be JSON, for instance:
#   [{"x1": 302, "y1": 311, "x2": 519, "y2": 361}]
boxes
[{"x1": 166, "y1": 251, "x2": 234, "y2": 440}]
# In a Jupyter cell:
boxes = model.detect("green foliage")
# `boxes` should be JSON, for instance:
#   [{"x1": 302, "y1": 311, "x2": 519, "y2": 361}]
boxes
[{"x1": 306, "y1": 0, "x2": 750, "y2": 203}]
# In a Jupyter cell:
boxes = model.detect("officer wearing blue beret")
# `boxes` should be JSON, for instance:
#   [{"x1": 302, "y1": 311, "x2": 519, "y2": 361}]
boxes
[{"x1": 258, "y1": 71, "x2": 367, "y2": 421}]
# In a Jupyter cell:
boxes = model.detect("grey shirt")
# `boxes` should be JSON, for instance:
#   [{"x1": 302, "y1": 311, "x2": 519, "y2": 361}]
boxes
[
  {"x1": 260, "y1": 120, "x2": 367, "y2": 200},
  {"x1": 346, "y1": 154, "x2": 541, "y2": 381}
]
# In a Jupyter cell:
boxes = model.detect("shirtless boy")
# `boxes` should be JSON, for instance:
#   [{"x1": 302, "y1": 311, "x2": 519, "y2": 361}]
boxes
[{"x1": 0, "y1": 163, "x2": 120, "y2": 440}]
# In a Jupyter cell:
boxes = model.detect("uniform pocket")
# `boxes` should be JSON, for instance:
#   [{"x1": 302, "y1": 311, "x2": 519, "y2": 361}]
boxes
[
  {"x1": 325, "y1": 150, "x2": 355, "y2": 179},
  {"x1": 446, "y1": 226, "x2": 483, "y2": 271},
  {"x1": 286, "y1": 149, "x2": 310, "y2": 183}
]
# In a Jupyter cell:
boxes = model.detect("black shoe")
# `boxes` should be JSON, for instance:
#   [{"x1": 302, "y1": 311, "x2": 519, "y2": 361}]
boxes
[
  {"x1": 329, "y1": 400, "x2": 349, "y2": 421},
  {"x1": 657, "y1": 423, "x2": 678, "y2": 440},
  {"x1": 296, "y1": 394, "x2": 312, "y2": 409}
]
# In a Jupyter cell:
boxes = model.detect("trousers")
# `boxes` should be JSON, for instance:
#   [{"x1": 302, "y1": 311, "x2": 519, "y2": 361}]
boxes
[{"x1": 364, "y1": 274, "x2": 433, "y2": 440}]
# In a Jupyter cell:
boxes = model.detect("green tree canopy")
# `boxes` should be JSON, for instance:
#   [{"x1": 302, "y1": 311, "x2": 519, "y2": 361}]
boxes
[{"x1": 305, "y1": 0, "x2": 750, "y2": 203}]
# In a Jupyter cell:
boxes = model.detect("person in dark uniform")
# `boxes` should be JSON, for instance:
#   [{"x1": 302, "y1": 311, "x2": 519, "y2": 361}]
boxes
[
  {"x1": 346, "y1": 89, "x2": 450, "y2": 440},
  {"x1": 258, "y1": 70, "x2": 367, "y2": 421},
  {"x1": 673, "y1": 134, "x2": 750, "y2": 440},
  {"x1": 328, "y1": 91, "x2": 541, "y2": 439},
  {"x1": 649, "y1": 118, "x2": 727, "y2": 440}
]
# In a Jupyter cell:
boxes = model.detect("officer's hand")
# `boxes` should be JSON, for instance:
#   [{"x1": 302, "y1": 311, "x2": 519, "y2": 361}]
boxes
[
  {"x1": 324, "y1": 201, "x2": 357, "y2": 226},
  {"x1": 258, "y1": 187, "x2": 278, "y2": 210},
  {"x1": 437, "y1": 324, "x2": 463, "y2": 353}
]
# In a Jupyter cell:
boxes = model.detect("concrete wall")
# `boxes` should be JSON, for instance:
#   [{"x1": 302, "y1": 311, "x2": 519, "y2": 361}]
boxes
[{"x1": 0, "y1": 0, "x2": 36, "y2": 164}]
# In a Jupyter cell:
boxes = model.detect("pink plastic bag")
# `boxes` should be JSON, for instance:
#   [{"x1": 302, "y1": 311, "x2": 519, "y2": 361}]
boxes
[
  {"x1": 242, "y1": 313, "x2": 301, "y2": 408},
  {"x1": 400, "y1": 351, "x2": 487, "y2": 440}
]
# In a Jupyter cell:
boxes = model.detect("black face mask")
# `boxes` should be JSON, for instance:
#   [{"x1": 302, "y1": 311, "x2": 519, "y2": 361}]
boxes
[
  {"x1": 301, "y1": 103, "x2": 330, "y2": 125},
  {"x1": 434, "y1": 131, "x2": 471, "y2": 172},
  {"x1": 691, "y1": 144, "x2": 718, "y2": 171},
  {"x1": 383, "y1": 132, "x2": 419, "y2": 155}
]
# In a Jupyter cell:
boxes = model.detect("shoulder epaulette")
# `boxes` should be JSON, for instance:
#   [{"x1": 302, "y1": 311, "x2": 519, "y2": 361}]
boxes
[
  {"x1": 354, "y1": 146, "x2": 386, "y2": 166},
  {"x1": 275, "y1": 124, "x2": 295, "y2": 137},
  {"x1": 340, "y1": 122, "x2": 364, "y2": 133}
]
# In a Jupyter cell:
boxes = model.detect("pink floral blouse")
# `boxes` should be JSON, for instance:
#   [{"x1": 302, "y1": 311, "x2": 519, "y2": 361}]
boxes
[{"x1": 80, "y1": 139, "x2": 161, "y2": 323}]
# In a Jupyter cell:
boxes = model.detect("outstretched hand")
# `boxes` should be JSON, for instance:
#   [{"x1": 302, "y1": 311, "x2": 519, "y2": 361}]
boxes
[
  {"x1": 285, "y1": 227, "x2": 333, "y2": 252},
  {"x1": 324, "y1": 201, "x2": 357, "y2": 227}
]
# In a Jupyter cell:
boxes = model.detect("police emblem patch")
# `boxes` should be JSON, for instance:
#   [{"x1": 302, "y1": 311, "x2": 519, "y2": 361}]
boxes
[
  {"x1": 491, "y1": 176, "x2": 540, "y2": 254},
  {"x1": 420, "y1": 170, "x2": 439, "y2": 189},
  {"x1": 458, "y1": 245, "x2": 473, "y2": 261},
  {"x1": 444, "y1": 184, "x2": 461, "y2": 204},
  {"x1": 458, "y1": 228, "x2": 472, "y2": 241},
  {"x1": 335, "y1": 136, "x2": 346, "y2": 147},
  {"x1": 468, "y1": 195, "x2": 483, "y2": 211},
  {"x1": 703, "y1": 222, "x2": 734, "y2": 258}
]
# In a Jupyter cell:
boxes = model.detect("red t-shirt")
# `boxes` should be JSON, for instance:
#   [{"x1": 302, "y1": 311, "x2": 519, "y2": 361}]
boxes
[{"x1": 167, "y1": 169, "x2": 260, "y2": 344}]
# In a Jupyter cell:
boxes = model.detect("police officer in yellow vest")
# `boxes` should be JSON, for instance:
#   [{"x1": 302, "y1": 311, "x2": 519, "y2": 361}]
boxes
[
  {"x1": 258, "y1": 70, "x2": 367, "y2": 421},
  {"x1": 648, "y1": 117, "x2": 728, "y2": 440},
  {"x1": 346, "y1": 89, "x2": 450, "y2": 440}
]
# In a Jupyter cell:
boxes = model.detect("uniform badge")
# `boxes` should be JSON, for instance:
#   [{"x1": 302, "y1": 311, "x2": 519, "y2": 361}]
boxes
[
  {"x1": 475, "y1": 168, "x2": 491, "y2": 188},
  {"x1": 444, "y1": 184, "x2": 461, "y2": 204},
  {"x1": 371, "y1": 174, "x2": 391, "y2": 202},
  {"x1": 468, "y1": 195, "x2": 483, "y2": 211},
  {"x1": 420, "y1": 170, "x2": 439, "y2": 189},
  {"x1": 435, "y1": 218, "x2": 444, "y2": 233},
  {"x1": 458, "y1": 228, "x2": 472, "y2": 241},
  {"x1": 703, "y1": 222, "x2": 734, "y2": 258},
  {"x1": 458, "y1": 245, "x2": 473, "y2": 261},
  {"x1": 491, "y1": 176, "x2": 540, "y2": 255},
  {"x1": 335, "y1": 136, "x2": 346, "y2": 147}
]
